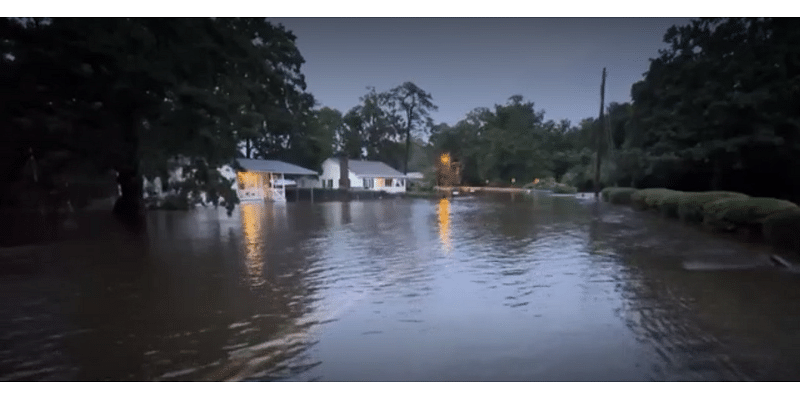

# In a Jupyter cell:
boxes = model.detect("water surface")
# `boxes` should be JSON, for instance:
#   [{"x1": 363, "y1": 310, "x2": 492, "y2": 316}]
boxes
[{"x1": 2, "y1": 193, "x2": 800, "y2": 381}]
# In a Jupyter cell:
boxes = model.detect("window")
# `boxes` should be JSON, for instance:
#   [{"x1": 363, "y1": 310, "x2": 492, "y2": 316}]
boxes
[
  {"x1": 363, "y1": 178, "x2": 369, "y2": 188},
  {"x1": 328, "y1": 179, "x2": 333, "y2": 188},
  {"x1": 386, "y1": 178, "x2": 393, "y2": 187}
]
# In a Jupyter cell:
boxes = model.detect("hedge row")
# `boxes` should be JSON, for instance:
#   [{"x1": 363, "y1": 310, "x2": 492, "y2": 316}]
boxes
[
  {"x1": 601, "y1": 187, "x2": 637, "y2": 205},
  {"x1": 677, "y1": 191, "x2": 749, "y2": 224},
  {"x1": 630, "y1": 188, "x2": 681, "y2": 211},
  {"x1": 601, "y1": 187, "x2": 800, "y2": 254}
]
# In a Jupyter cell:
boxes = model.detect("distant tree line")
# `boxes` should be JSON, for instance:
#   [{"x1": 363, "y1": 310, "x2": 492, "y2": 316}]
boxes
[
  {"x1": 2, "y1": 17, "x2": 798, "y2": 222},
  {"x1": 0, "y1": 17, "x2": 439, "y2": 221},
  {"x1": 429, "y1": 18, "x2": 800, "y2": 204}
]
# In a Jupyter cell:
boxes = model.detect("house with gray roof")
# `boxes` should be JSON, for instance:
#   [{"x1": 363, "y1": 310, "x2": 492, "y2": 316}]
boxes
[
  {"x1": 318, "y1": 158, "x2": 407, "y2": 193},
  {"x1": 220, "y1": 158, "x2": 318, "y2": 202}
]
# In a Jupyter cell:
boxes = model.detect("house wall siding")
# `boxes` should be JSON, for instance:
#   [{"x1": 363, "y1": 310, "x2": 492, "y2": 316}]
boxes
[
  {"x1": 321, "y1": 159, "x2": 407, "y2": 193},
  {"x1": 319, "y1": 159, "x2": 340, "y2": 189}
]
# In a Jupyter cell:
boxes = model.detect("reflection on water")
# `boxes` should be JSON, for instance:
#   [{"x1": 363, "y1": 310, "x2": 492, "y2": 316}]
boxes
[
  {"x1": 241, "y1": 203, "x2": 264, "y2": 285},
  {"x1": 3, "y1": 194, "x2": 800, "y2": 381},
  {"x1": 438, "y1": 198, "x2": 451, "y2": 254}
]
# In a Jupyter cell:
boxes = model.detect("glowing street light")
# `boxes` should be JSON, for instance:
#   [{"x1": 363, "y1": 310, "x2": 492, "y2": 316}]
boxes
[{"x1": 440, "y1": 153, "x2": 451, "y2": 165}]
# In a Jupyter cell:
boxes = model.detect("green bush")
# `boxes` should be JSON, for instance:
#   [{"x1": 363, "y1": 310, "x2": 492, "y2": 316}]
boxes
[
  {"x1": 630, "y1": 188, "x2": 676, "y2": 210},
  {"x1": 600, "y1": 187, "x2": 614, "y2": 201},
  {"x1": 656, "y1": 191, "x2": 687, "y2": 219},
  {"x1": 703, "y1": 197, "x2": 799, "y2": 230},
  {"x1": 701, "y1": 197, "x2": 749, "y2": 231},
  {"x1": 603, "y1": 187, "x2": 637, "y2": 205},
  {"x1": 677, "y1": 191, "x2": 749, "y2": 224},
  {"x1": 763, "y1": 208, "x2": 800, "y2": 253}
]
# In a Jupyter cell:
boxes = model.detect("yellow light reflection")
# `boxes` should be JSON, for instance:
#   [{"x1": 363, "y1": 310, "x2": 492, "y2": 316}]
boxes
[
  {"x1": 438, "y1": 198, "x2": 452, "y2": 254},
  {"x1": 240, "y1": 202, "x2": 265, "y2": 283}
]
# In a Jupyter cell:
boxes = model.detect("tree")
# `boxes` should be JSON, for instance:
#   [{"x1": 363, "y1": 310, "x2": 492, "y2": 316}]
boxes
[
  {"x1": 285, "y1": 106, "x2": 340, "y2": 171},
  {"x1": 383, "y1": 82, "x2": 438, "y2": 173},
  {"x1": 630, "y1": 18, "x2": 800, "y2": 199},
  {"x1": 1, "y1": 18, "x2": 313, "y2": 222},
  {"x1": 342, "y1": 87, "x2": 404, "y2": 168},
  {"x1": 430, "y1": 96, "x2": 571, "y2": 186}
]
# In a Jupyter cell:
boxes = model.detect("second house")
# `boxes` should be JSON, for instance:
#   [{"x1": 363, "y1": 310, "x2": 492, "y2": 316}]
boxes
[{"x1": 318, "y1": 158, "x2": 408, "y2": 193}]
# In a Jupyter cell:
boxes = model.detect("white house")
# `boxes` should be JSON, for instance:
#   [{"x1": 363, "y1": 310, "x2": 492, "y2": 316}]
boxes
[
  {"x1": 144, "y1": 157, "x2": 317, "y2": 205},
  {"x1": 226, "y1": 158, "x2": 318, "y2": 202},
  {"x1": 318, "y1": 158, "x2": 407, "y2": 194}
]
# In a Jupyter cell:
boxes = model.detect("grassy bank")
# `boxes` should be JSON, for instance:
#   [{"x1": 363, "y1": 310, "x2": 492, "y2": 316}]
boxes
[
  {"x1": 601, "y1": 187, "x2": 800, "y2": 255},
  {"x1": 404, "y1": 191, "x2": 440, "y2": 199}
]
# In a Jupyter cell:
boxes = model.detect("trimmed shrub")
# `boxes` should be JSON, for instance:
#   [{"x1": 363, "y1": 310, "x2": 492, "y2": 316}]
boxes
[
  {"x1": 701, "y1": 197, "x2": 749, "y2": 231},
  {"x1": 630, "y1": 188, "x2": 676, "y2": 210},
  {"x1": 703, "y1": 197, "x2": 799, "y2": 228},
  {"x1": 763, "y1": 208, "x2": 800, "y2": 253},
  {"x1": 677, "y1": 191, "x2": 749, "y2": 224},
  {"x1": 601, "y1": 187, "x2": 614, "y2": 201},
  {"x1": 630, "y1": 190, "x2": 648, "y2": 209},
  {"x1": 605, "y1": 187, "x2": 637, "y2": 205},
  {"x1": 656, "y1": 191, "x2": 687, "y2": 219}
]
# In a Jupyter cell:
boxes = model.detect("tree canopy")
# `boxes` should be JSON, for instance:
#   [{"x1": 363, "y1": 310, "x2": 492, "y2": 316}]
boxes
[
  {"x1": 1, "y1": 18, "x2": 314, "y2": 219},
  {"x1": 4, "y1": 17, "x2": 799, "y2": 217}
]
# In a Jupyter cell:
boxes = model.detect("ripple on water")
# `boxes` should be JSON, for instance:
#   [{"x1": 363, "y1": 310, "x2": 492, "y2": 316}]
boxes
[{"x1": 4, "y1": 198, "x2": 800, "y2": 381}]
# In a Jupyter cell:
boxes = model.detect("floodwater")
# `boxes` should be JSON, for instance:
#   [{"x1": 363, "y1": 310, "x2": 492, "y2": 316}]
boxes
[{"x1": 3, "y1": 192, "x2": 800, "y2": 381}]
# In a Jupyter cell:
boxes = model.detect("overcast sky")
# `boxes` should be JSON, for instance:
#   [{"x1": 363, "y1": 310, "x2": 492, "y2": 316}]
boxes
[{"x1": 269, "y1": 18, "x2": 691, "y2": 127}]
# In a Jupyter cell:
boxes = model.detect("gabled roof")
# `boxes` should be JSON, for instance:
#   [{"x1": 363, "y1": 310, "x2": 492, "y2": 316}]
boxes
[
  {"x1": 326, "y1": 158, "x2": 406, "y2": 178},
  {"x1": 236, "y1": 158, "x2": 317, "y2": 176}
]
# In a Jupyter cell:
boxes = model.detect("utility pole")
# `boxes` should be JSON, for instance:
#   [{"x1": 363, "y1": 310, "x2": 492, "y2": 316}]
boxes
[{"x1": 594, "y1": 67, "x2": 606, "y2": 200}]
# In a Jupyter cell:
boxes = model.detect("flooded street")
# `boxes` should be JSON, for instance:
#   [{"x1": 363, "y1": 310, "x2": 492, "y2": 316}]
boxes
[{"x1": 3, "y1": 193, "x2": 800, "y2": 381}]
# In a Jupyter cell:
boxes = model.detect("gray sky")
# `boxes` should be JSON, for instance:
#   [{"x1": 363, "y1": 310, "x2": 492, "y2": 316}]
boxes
[{"x1": 269, "y1": 18, "x2": 691, "y2": 127}]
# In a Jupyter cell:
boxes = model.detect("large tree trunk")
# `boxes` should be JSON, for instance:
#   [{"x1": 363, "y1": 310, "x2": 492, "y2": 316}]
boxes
[
  {"x1": 113, "y1": 168, "x2": 145, "y2": 227},
  {"x1": 112, "y1": 112, "x2": 145, "y2": 228}
]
